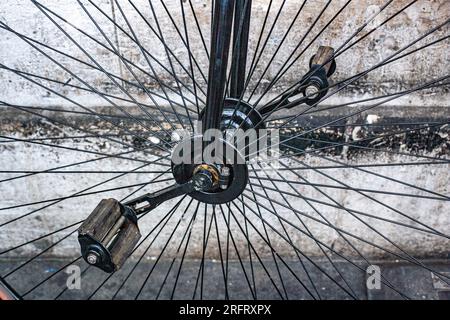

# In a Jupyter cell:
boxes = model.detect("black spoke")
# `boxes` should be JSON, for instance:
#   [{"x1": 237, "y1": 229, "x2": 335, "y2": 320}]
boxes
[
  {"x1": 240, "y1": 190, "x2": 410, "y2": 299},
  {"x1": 0, "y1": 155, "x2": 170, "y2": 228},
  {"x1": 158, "y1": 0, "x2": 209, "y2": 85},
  {"x1": 249, "y1": 164, "x2": 356, "y2": 299},
  {"x1": 144, "y1": 0, "x2": 196, "y2": 129},
  {"x1": 134, "y1": 200, "x2": 199, "y2": 300},
  {"x1": 31, "y1": 0, "x2": 177, "y2": 146}
]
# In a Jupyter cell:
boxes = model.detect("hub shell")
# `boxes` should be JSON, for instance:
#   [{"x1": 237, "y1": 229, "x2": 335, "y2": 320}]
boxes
[{"x1": 171, "y1": 99, "x2": 265, "y2": 204}]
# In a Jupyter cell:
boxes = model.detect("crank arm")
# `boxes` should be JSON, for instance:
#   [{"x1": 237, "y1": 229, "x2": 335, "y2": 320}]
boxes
[
  {"x1": 258, "y1": 87, "x2": 308, "y2": 115},
  {"x1": 123, "y1": 181, "x2": 195, "y2": 216},
  {"x1": 124, "y1": 164, "x2": 218, "y2": 215},
  {"x1": 259, "y1": 46, "x2": 337, "y2": 116}
]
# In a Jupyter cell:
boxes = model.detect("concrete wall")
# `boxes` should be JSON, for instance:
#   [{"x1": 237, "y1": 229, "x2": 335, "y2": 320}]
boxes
[
  {"x1": 0, "y1": 0, "x2": 449, "y2": 261},
  {"x1": 1, "y1": 0, "x2": 449, "y2": 110}
]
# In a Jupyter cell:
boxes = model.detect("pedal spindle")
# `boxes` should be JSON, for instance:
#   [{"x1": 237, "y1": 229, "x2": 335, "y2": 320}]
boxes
[
  {"x1": 78, "y1": 199, "x2": 141, "y2": 273},
  {"x1": 302, "y1": 45, "x2": 337, "y2": 106}
]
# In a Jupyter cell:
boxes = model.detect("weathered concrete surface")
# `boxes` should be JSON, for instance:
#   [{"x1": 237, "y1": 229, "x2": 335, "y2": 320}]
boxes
[{"x1": 0, "y1": 0, "x2": 449, "y2": 110}]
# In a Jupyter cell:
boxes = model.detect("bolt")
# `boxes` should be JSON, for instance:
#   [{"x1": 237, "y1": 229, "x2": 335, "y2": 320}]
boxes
[
  {"x1": 220, "y1": 166, "x2": 231, "y2": 177},
  {"x1": 305, "y1": 85, "x2": 319, "y2": 99},
  {"x1": 86, "y1": 252, "x2": 98, "y2": 265},
  {"x1": 193, "y1": 171, "x2": 214, "y2": 191}
]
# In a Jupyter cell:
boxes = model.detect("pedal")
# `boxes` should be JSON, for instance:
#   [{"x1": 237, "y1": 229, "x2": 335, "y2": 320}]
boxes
[
  {"x1": 78, "y1": 199, "x2": 141, "y2": 273},
  {"x1": 77, "y1": 166, "x2": 218, "y2": 273}
]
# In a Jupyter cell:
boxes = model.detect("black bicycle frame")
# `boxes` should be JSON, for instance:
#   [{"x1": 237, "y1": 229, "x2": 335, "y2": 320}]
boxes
[
  {"x1": 202, "y1": 0, "x2": 251, "y2": 133},
  {"x1": 230, "y1": 0, "x2": 251, "y2": 99}
]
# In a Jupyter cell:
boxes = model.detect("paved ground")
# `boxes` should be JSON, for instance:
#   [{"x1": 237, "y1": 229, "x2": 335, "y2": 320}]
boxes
[{"x1": 1, "y1": 258, "x2": 449, "y2": 300}]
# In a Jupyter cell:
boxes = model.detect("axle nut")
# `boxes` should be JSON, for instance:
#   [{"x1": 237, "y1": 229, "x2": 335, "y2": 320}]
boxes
[{"x1": 86, "y1": 251, "x2": 99, "y2": 265}]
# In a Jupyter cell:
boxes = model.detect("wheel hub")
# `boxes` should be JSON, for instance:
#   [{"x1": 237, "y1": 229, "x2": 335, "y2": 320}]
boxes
[
  {"x1": 171, "y1": 98, "x2": 265, "y2": 204},
  {"x1": 171, "y1": 137, "x2": 248, "y2": 204}
]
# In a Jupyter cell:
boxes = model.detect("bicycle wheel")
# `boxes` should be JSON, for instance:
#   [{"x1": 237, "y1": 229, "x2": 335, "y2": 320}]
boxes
[{"x1": 0, "y1": 0, "x2": 449, "y2": 300}]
